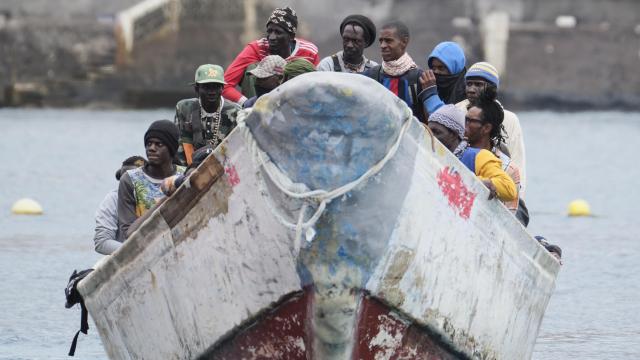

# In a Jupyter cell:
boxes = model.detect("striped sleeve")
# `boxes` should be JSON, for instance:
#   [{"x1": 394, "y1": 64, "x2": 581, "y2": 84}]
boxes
[{"x1": 293, "y1": 38, "x2": 320, "y2": 65}]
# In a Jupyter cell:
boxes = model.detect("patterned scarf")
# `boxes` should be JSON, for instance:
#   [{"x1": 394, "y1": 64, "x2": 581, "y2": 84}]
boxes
[
  {"x1": 453, "y1": 140, "x2": 469, "y2": 158},
  {"x1": 382, "y1": 52, "x2": 417, "y2": 77}
]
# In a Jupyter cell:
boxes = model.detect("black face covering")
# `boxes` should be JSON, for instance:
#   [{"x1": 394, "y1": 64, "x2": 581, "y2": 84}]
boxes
[
  {"x1": 435, "y1": 70, "x2": 467, "y2": 105},
  {"x1": 254, "y1": 84, "x2": 273, "y2": 98}
]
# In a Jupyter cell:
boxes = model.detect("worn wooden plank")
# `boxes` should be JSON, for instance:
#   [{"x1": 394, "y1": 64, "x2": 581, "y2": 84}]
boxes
[{"x1": 160, "y1": 154, "x2": 225, "y2": 229}]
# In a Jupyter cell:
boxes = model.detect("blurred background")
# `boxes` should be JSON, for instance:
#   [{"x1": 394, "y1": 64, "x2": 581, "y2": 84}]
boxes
[
  {"x1": 1, "y1": 1, "x2": 639, "y2": 359},
  {"x1": 1, "y1": 0, "x2": 639, "y2": 109}
]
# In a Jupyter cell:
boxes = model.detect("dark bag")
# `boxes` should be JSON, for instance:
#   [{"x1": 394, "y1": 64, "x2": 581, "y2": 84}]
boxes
[
  {"x1": 515, "y1": 198, "x2": 530, "y2": 227},
  {"x1": 64, "y1": 269, "x2": 93, "y2": 356}
]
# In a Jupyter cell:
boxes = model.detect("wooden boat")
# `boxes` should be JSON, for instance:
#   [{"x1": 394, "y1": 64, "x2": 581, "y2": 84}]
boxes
[{"x1": 78, "y1": 72, "x2": 559, "y2": 359}]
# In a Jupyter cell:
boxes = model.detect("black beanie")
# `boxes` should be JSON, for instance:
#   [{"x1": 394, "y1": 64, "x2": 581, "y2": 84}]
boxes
[
  {"x1": 144, "y1": 120, "x2": 180, "y2": 157},
  {"x1": 340, "y1": 15, "x2": 377, "y2": 48}
]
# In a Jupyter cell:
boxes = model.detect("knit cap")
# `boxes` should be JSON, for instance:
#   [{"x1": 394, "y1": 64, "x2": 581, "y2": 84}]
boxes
[
  {"x1": 284, "y1": 58, "x2": 316, "y2": 80},
  {"x1": 428, "y1": 104, "x2": 466, "y2": 139},
  {"x1": 267, "y1": 7, "x2": 298, "y2": 35},
  {"x1": 144, "y1": 120, "x2": 180, "y2": 157},
  {"x1": 340, "y1": 14, "x2": 377, "y2": 48},
  {"x1": 466, "y1": 62, "x2": 500, "y2": 87}
]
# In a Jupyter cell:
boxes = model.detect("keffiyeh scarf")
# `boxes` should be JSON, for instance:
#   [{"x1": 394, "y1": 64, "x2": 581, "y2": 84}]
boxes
[{"x1": 382, "y1": 52, "x2": 417, "y2": 76}]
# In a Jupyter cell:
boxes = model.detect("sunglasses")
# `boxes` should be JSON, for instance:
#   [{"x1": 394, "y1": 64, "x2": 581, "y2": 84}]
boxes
[{"x1": 465, "y1": 116, "x2": 484, "y2": 124}]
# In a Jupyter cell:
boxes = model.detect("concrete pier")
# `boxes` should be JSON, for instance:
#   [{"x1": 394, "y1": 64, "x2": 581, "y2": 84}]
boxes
[{"x1": 1, "y1": 0, "x2": 638, "y2": 109}]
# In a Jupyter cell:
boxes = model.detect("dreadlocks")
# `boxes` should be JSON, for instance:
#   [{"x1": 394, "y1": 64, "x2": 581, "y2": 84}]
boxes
[{"x1": 475, "y1": 89, "x2": 505, "y2": 147}]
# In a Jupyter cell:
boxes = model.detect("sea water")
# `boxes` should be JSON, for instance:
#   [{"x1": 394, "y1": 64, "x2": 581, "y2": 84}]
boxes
[{"x1": 0, "y1": 109, "x2": 638, "y2": 359}]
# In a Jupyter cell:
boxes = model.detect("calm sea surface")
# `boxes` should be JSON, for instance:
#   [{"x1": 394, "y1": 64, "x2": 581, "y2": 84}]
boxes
[{"x1": 0, "y1": 109, "x2": 639, "y2": 359}]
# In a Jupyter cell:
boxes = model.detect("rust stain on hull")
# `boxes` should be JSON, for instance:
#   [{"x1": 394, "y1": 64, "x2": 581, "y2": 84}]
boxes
[
  {"x1": 198, "y1": 289, "x2": 313, "y2": 360},
  {"x1": 198, "y1": 288, "x2": 465, "y2": 359},
  {"x1": 378, "y1": 248, "x2": 415, "y2": 308}
]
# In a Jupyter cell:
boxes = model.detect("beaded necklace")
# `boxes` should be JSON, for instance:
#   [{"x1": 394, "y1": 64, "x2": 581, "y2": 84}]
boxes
[
  {"x1": 200, "y1": 98, "x2": 224, "y2": 147},
  {"x1": 343, "y1": 56, "x2": 365, "y2": 72}
]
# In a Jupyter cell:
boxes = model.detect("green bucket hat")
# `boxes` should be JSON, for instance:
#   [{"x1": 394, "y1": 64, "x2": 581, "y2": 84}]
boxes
[{"x1": 192, "y1": 64, "x2": 226, "y2": 85}]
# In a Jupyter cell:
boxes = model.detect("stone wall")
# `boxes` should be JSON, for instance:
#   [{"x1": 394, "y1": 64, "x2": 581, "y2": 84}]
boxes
[
  {"x1": 1, "y1": 0, "x2": 639, "y2": 109},
  {"x1": 504, "y1": 25, "x2": 640, "y2": 109}
]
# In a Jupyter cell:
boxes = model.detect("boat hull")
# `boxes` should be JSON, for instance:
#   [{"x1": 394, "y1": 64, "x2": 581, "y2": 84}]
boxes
[{"x1": 79, "y1": 73, "x2": 559, "y2": 359}]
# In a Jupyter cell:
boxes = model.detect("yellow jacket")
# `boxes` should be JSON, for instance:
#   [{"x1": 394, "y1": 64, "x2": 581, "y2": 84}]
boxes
[
  {"x1": 474, "y1": 149, "x2": 518, "y2": 202},
  {"x1": 456, "y1": 99, "x2": 526, "y2": 198}
]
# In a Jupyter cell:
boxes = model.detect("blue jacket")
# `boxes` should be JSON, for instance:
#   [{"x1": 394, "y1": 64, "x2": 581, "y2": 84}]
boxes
[
  {"x1": 421, "y1": 42, "x2": 467, "y2": 115},
  {"x1": 427, "y1": 41, "x2": 466, "y2": 75}
]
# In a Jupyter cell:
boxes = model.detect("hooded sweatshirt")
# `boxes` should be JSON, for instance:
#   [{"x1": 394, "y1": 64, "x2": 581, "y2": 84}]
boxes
[{"x1": 419, "y1": 42, "x2": 467, "y2": 115}]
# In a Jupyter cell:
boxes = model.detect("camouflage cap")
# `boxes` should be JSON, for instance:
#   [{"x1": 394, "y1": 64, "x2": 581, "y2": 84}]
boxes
[{"x1": 192, "y1": 64, "x2": 226, "y2": 85}]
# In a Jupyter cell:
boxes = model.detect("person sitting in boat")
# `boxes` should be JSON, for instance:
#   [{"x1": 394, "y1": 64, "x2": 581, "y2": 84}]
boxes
[
  {"x1": 464, "y1": 90, "x2": 528, "y2": 224},
  {"x1": 317, "y1": 14, "x2": 378, "y2": 74},
  {"x1": 222, "y1": 6, "x2": 319, "y2": 107},
  {"x1": 364, "y1": 20, "x2": 426, "y2": 123},
  {"x1": 455, "y1": 62, "x2": 527, "y2": 199},
  {"x1": 93, "y1": 155, "x2": 145, "y2": 255},
  {"x1": 117, "y1": 120, "x2": 186, "y2": 239},
  {"x1": 242, "y1": 55, "x2": 286, "y2": 109},
  {"x1": 418, "y1": 41, "x2": 468, "y2": 115},
  {"x1": 427, "y1": 104, "x2": 517, "y2": 202},
  {"x1": 161, "y1": 145, "x2": 214, "y2": 197},
  {"x1": 175, "y1": 64, "x2": 240, "y2": 166},
  {"x1": 282, "y1": 58, "x2": 316, "y2": 82}
]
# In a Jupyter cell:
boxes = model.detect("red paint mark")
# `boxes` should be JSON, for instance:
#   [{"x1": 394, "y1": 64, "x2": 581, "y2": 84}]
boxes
[
  {"x1": 437, "y1": 166, "x2": 476, "y2": 219},
  {"x1": 225, "y1": 165, "x2": 240, "y2": 187}
]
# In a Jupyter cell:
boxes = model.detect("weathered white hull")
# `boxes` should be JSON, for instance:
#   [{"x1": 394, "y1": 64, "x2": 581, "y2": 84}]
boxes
[{"x1": 79, "y1": 73, "x2": 559, "y2": 359}]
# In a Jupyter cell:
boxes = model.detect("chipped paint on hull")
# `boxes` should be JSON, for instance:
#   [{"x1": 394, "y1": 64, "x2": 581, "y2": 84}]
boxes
[
  {"x1": 78, "y1": 73, "x2": 559, "y2": 360},
  {"x1": 198, "y1": 290, "x2": 313, "y2": 359},
  {"x1": 199, "y1": 288, "x2": 463, "y2": 359}
]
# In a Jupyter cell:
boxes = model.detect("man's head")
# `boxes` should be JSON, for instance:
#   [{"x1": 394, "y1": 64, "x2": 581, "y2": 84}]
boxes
[
  {"x1": 115, "y1": 155, "x2": 145, "y2": 180},
  {"x1": 282, "y1": 58, "x2": 315, "y2": 82},
  {"x1": 427, "y1": 104, "x2": 466, "y2": 152},
  {"x1": 379, "y1": 21, "x2": 409, "y2": 62},
  {"x1": 427, "y1": 41, "x2": 466, "y2": 76},
  {"x1": 249, "y1": 55, "x2": 286, "y2": 96},
  {"x1": 192, "y1": 64, "x2": 226, "y2": 109},
  {"x1": 465, "y1": 93, "x2": 505, "y2": 148},
  {"x1": 465, "y1": 62, "x2": 499, "y2": 105},
  {"x1": 144, "y1": 120, "x2": 180, "y2": 166},
  {"x1": 340, "y1": 15, "x2": 376, "y2": 61},
  {"x1": 266, "y1": 7, "x2": 297, "y2": 57}
]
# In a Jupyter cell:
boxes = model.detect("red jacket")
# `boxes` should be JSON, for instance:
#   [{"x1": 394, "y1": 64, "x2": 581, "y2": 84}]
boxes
[{"x1": 222, "y1": 38, "x2": 320, "y2": 103}]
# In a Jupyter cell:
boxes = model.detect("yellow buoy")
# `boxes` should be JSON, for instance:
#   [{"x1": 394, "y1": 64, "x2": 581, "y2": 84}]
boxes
[
  {"x1": 11, "y1": 198, "x2": 44, "y2": 215},
  {"x1": 568, "y1": 199, "x2": 591, "y2": 217}
]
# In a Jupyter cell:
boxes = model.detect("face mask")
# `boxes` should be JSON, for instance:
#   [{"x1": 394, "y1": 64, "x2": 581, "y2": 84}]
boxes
[
  {"x1": 435, "y1": 72, "x2": 465, "y2": 103},
  {"x1": 254, "y1": 85, "x2": 273, "y2": 97},
  {"x1": 435, "y1": 73, "x2": 459, "y2": 89}
]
